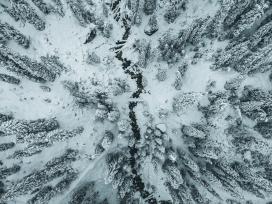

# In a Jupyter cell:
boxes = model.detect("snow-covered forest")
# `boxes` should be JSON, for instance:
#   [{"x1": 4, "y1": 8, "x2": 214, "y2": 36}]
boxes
[{"x1": 1, "y1": 0, "x2": 272, "y2": 203}]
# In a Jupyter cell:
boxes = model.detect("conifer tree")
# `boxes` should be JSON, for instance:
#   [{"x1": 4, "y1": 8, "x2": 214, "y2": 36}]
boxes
[
  {"x1": 10, "y1": 0, "x2": 46, "y2": 30},
  {"x1": 0, "y1": 20, "x2": 29, "y2": 48}
]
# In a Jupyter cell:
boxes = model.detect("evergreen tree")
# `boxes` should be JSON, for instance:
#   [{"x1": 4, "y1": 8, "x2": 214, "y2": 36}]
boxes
[
  {"x1": 31, "y1": 0, "x2": 51, "y2": 14},
  {"x1": 224, "y1": 75, "x2": 245, "y2": 90},
  {"x1": 254, "y1": 121, "x2": 272, "y2": 138},
  {"x1": 144, "y1": 0, "x2": 156, "y2": 15},
  {"x1": 66, "y1": 0, "x2": 87, "y2": 27},
  {"x1": 250, "y1": 20, "x2": 272, "y2": 48},
  {"x1": 0, "y1": 142, "x2": 15, "y2": 152},
  {"x1": 0, "y1": 20, "x2": 29, "y2": 48},
  {"x1": 162, "y1": 160, "x2": 184, "y2": 189},
  {"x1": 224, "y1": 0, "x2": 249, "y2": 27},
  {"x1": 10, "y1": 0, "x2": 46, "y2": 30},
  {"x1": 173, "y1": 71, "x2": 182, "y2": 90},
  {"x1": 232, "y1": 4, "x2": 264, "y2": 37},
  {"x1": 157, "y1": 68, "x2": 167, "y2": 81},
  {"x1": 207, "y1": 0, "x2": 234, "y2": 38},
  {"x1": 182, "y1": 125, "x2": 206, "y2": 139},
  {"x1": 0, "y1": 73, "x2": 20, "y2": 85},
  {"x1": 0, "y1": 164, "x2": 20, "y2": 179},
  {"x1": 173, "y1": 92, "x2": 204, "y2": 111},
  {"x1": 0, "y1": 45, "x2": 56, "y2": 82},
  {"x1": 144, "y1": 13, "x2": 159, "y2": 36}
]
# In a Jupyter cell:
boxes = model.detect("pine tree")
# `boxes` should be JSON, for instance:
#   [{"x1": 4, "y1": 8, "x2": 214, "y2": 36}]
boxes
[
  {"x1": 0, "y1": 142, "x2": 15, "y2": 151},
  {"x1": 0, "y1": 73, "x2": 20, "y2": 85},
  {"x1": 207, "y1": 0, "x2": 234, "y2": 38},
  {"x1": 178, "y1": 58, "x2": 190, "y2": 76},
  {"x1": 0, "y1": 20, "x2": 29, "y2": 48},
  {"x1": 10, "y1": 0, "x2": 46, "y2": 30},
  {"x1": 173, "y1": 71, "x2": 182, "y2": 90},
  {"x1": 164, "y1": 6, "x2": 181, "y2": 24},
  {"x1": 31, "y1": 0, "x2": 51, "y2": 14},
  {"x1": 86, "y1": 51, "x2": 100, "y2": 64},
  {"x1": 68, "y1": 182, "x2": 94, "y2": 204},
  {"x1": 250, "y1": 20, "x2": 272, "y2": 48},
  {"x1": 157, "y1": 68, "x2": 167, "y2": 81},
  {"x1": 224, "y1": 0, "x2": 249, "y2": 27},
  {"x1": 182, "y1": 125, "x2": 206, "y2": 139},
  {"x1": 254, "y1": 122, "x2": 272, "y2": 138},
  {"x1": 162, "y1": 160, "x2": 184, "y2": 189},
  {"x1": 177, "y1": 149, "x2": 200, "y2": 175},
  {"x1": 101, "y1": 131, "x2": 114, "y2": 149},
  {"x1": 66, "y1": 0, "x2": 87, "y2": 27},
  {"x1": 0, "y1": 164, "x2": 21, "y2": 179},
  {"x1": 173, "y1": 92, "x2": 204, "y2": 111},
  {"x1": 144, "y1": 13, "x2": 159, "y2": 36},
  {"x1": 232, "y1": 4, "x2": 264, "y2": 37},
  {"x1": 0, "y1": 45, "x2": 56, "y2": 82},
  {"x1": 144, "y1": 0, "x2": 156, "y2": 15},
  {"x1": 0, "y1": 118, "x2": 59, "y2": 135},
  {"x1": 224, "y1": 74, "x2": 245, "y2": 90}
]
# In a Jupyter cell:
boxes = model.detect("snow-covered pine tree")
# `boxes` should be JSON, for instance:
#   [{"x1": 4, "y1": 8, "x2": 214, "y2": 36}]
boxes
[
  {"x1": 86, "y1": 51, "x2": 100, "y2": 64},
  {"x1": 10, "y1": 0, "x2": 45, "y2": 30},
  {"x1": 235, "y1": 44, "x2": 272, "y2": 74},
  {"x1": 250, "y1": 20, "x2": 272, "y2": 48},
  {"x1": 31, "y1": 0, "x2": 51, "y2": 14},
  {"x1": 144, "y1": 0, "x2": 156, "y2": 15},
  {"x1": 232, "y1": 3, "x2": 264, "y2": 37},
  {"x1": 173, "y1": 71, "x2": 182, "y2": 90},
  {"x1": 0, "y1": 142, "x2": 15, "y2": 152},
  {"x1": 157, "y1": 68, "x2": 167, "y2": 81},
  {"x1": 254, "y1": 122, "x2": 272, "y2": 138},
  {"x1": 173, "y1": 92, "x2": 204, "y2": 111},
  {"x1": 66, "y1": 0, "x2": 87, "y2": 27},
  {"x1": 224, "y1": 0, "x2": 249, "y2": 27},
  {"x1": 162, "y1": 160, "x2": 184, "y2": 189},
  {"x1": 0, "y1": 20, "x2": 29, "y2": 48},
  {"x1": 0, "y1": 45, "x2": 56, "y2": 82},
  {"x1": 224, "y1": 74, "x2": 246, "y2": 90},
  {"x1": 0, "y1": 73, "x2": 20, "y2": 85},
  {"x1": 207, "y1": 0, "x2": 234, "y2": 38},
  {"x1": 144, "y1": 13, "x2": 159, "y2": 36}
]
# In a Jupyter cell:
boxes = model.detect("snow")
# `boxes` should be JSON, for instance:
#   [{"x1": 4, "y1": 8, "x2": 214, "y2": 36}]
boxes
[{"x1": 0, "y1": 0, "x2": 272, "y2": 203}]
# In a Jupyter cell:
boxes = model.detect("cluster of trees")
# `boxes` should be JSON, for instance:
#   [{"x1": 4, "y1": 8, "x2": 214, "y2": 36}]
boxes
[
  {"x1": 198, "y1": 91, "x2": 229, "y2": 120},
  {"x1": 62, "y1": 79, "x2": 120, "y2": 122},
  {"x1": 1, "y1": 149, "x2": 78, "y2": 202},
  {"x1": 0, "y1": 20, "x2": 29, "y2": 48},
  {"x1": 134, "y1": 39, "x2": 156, "y2": 68},
  {"x1": 66, "y1": 0, "x2": 113, "y2": 38},
  {"x1": 0, "y1": 118, "x2": 59, "y2": 135},
  {"x1": 16, "y1": 126, "x2": 83, "y2": 144}
]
